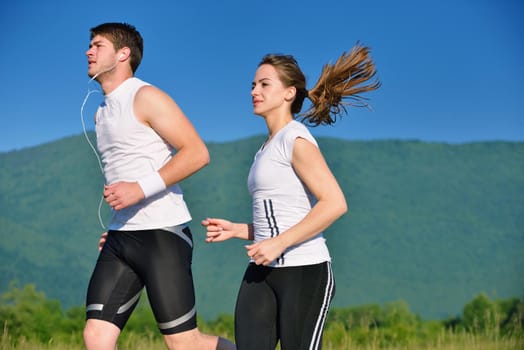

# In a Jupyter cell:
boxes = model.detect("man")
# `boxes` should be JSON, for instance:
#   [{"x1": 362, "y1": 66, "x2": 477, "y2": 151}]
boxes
[{"x1": 83, "y1": 22, "x2": 235, "y2": 350}]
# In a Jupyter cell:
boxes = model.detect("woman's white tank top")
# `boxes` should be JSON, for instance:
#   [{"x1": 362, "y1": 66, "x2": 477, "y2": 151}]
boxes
[{"x1": 247, "y1": 121, "x2": 331, "y2": 267}]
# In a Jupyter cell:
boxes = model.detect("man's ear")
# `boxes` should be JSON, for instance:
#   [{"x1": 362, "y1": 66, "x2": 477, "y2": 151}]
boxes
[{"x1": 118, "y1": 47, "x2": 131, "y2": 61}]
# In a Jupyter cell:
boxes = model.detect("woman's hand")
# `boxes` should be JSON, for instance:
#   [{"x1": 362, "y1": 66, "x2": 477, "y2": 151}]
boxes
[
  {"x1": 245, "y1": 236, "x2": 287, "y2": 266},
  {"x1": 201, "y1": 218, "x2": 235, "y2": 243}
]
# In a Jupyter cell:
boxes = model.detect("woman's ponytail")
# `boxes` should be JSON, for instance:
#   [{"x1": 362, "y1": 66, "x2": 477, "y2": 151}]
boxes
[{"x1": 302, "y1": 44, "x2": 381, "y2": 126}]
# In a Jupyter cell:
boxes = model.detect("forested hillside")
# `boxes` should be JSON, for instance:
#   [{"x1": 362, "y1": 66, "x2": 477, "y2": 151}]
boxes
[{"x1": 0, "y1": 134, "x2": 522, "y2": 320}]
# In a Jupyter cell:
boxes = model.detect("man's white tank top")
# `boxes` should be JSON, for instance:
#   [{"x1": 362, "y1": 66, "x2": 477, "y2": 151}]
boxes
[
  {"x1": 95, "y1": 77, "x2": 191, "y2": 230},
  {"x1": 247, "y1": 120, "x2": 331, "y2": 267}
]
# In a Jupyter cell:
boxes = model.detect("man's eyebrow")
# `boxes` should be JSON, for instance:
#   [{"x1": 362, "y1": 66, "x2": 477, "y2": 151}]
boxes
[{"x1": 89, "y1": 39, "x2": 105, "y2": 47}]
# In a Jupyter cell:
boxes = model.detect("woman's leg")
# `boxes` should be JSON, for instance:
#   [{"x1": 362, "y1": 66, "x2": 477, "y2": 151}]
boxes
[
  {"x1": 273, "y1": 262, "x2": 335, "y2": 350},
  {"x1": 235, "y1": 264, "x2": 278, "y2": 350}
]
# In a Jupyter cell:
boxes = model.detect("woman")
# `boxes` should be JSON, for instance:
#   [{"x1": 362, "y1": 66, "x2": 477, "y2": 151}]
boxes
[{"x1": 202, "y1": 44, "x2": 380, "y2": 349}]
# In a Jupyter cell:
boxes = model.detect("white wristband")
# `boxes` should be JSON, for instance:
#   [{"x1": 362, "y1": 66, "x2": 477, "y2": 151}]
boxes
[{"x1": 137, "y1": 172, "x2": 166, "y2": 199}]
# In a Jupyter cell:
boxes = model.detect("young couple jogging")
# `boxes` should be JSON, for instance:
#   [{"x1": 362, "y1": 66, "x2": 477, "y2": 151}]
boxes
[{"x1": 83, "y1": 22, "x2": 379, "y2": 350}]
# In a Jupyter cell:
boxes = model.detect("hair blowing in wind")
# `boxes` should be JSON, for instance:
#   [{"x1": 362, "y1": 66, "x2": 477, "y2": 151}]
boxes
[{"x1": 303, "y1": 44, "x2": 381, "y2": 126}]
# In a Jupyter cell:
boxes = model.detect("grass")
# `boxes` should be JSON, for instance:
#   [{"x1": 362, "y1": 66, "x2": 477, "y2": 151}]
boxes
[
  {"x1": 321, "y1": 331, "x2": 523, "y2": 350},
  {"x1": 1, "y1": 328, "x2": 523, "y2": 350}
]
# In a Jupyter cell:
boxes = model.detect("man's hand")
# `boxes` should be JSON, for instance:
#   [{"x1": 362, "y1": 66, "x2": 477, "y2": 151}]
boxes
[
  {"x1": 103, "y1": 182, "x2": 145, "y2": 210},
  {"x1": 98, "y1": 231, "x2": 108, "y2": 251}
]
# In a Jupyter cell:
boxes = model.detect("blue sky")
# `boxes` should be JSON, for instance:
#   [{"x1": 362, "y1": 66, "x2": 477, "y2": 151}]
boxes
[{"x1": 1, "y1": 0, "x2": 523, "y2": 152}]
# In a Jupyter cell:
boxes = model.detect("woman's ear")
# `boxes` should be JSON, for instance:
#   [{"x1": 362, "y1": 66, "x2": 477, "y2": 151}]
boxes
[{"x1": 284, "y1": 86, "x2": 297, "y2": 102}]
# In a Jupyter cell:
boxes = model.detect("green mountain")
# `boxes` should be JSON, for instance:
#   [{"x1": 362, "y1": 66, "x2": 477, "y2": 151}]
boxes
[{"x1": 1, "y1": 134, "x2": 523, "y2": 320}]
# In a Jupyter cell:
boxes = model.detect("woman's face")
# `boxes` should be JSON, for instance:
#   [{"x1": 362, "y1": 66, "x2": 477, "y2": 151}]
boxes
[{"x1": 251, "y1": 64, "x2": 294, "y2": 117}]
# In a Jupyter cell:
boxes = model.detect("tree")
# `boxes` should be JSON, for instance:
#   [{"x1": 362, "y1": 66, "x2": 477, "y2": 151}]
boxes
[
  {"x1": 0, "y1": 282, "x2": 64, "y2": 342},
  {"x1": 462, "y1": 292, "x2": 497, "y2": 332}
]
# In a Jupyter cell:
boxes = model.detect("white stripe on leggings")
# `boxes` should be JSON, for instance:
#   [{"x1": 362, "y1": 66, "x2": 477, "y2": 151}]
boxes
[{"x1": 309, "y1": 262, "x2": 334, "y2": 350}]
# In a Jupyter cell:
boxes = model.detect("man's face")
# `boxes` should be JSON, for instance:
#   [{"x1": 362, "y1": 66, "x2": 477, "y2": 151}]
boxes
[{"x1": 86, "y1": 34, "x2": 118, "y2": 78}]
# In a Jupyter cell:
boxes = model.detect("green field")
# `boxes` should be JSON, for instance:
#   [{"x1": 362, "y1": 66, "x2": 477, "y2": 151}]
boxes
[{"x1": 1, "y1": 284, "x2": 522, "y2": 350}]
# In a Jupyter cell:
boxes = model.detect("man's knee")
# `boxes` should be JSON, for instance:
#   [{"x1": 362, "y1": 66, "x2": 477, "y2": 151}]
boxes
[{"x1": 83, "y1": 319, "x2": 120, "y2": 350}]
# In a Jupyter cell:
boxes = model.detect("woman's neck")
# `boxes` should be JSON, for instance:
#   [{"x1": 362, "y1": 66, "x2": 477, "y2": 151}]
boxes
[{"x1": 265, "y1": 113, "x2": 293, "y2": 139}]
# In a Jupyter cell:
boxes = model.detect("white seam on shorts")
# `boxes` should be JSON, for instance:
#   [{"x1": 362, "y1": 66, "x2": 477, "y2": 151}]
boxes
[
  {"x1": 158, "y1": 305, "x2": 196, "y2": 330},
  {"x1": 164, "y1": 224, "x2": 192, "y2": 248}
]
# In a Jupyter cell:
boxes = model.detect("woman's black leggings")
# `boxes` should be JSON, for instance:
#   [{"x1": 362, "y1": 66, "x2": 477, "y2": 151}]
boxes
[{"x1": 234, "y1": 261, "x2": 335, "y2": 350}]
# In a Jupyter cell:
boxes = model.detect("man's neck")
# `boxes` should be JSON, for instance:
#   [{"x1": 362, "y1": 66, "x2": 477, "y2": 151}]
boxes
[{"x1": 99, "y1": 73, "x2": 134, "y2": 95}]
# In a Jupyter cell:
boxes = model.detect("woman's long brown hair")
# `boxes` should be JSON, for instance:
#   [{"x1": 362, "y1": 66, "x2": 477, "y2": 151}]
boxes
[
  {"x1": 259, "y1": 44, "x2": 381, "y2": 126},
  {"x1": 304, "y1": 44, "x2": 381, "y2": 126}
]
